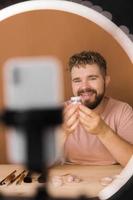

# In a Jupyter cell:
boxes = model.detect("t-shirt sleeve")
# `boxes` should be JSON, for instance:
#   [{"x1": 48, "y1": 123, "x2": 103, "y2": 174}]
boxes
[{"x1": 117, "y1": 103, "x2": 133, "y2": 144}]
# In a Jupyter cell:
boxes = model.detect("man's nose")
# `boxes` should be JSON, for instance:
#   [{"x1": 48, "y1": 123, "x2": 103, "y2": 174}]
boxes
[{"x1": 81, "y1": 80, "x2": 89, "y2": 89}]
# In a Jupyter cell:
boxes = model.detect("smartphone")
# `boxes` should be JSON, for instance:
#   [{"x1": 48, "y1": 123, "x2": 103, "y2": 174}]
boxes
[{"x1": 3, "y1": 56, "x2": 63, "y2": 167}]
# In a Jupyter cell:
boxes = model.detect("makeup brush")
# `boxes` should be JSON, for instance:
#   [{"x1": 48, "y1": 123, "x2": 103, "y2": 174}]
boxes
[
  {"x1": 8, "y1": 170, "x2": 26, "y2": 185},
  {"x1": 0, "y1": 170, "x2": 16, "y2": 185}
]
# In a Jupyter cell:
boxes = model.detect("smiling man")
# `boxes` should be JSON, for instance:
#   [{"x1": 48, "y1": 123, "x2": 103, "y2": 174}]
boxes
[{"x1": 62, "y1": 51, "x2": 133, "y2": 167}]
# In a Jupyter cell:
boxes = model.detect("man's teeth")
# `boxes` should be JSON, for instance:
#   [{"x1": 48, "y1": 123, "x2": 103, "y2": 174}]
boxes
[{"x1": 81, "y1": 92, "x2": 93, "y2": 96}]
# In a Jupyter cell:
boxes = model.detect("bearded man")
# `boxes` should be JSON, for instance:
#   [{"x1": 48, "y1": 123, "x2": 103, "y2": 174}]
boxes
[{"x1": 62, "y1": 51, "x2": 133, "y2": 167}]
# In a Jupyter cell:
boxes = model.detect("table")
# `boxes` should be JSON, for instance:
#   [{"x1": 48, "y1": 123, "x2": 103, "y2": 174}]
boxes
[{"x1": 0, "y1": 164, "x2": 122, "y2": 198}]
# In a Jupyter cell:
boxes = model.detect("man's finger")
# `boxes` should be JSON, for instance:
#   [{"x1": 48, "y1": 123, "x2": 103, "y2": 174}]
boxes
[{"x1": 79, "y1": 104, "x2": 97, "y2": 118}]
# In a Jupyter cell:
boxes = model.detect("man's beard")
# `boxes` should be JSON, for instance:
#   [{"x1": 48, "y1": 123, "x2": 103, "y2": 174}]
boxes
[{"x1": 77, "y1": 88, "x2": 105, "y2": 109}]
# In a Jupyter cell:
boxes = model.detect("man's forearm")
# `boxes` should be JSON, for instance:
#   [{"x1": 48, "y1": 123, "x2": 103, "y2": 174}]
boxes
[{"x1": 97, "y1": 128, "x2": 133, "y2": 167}]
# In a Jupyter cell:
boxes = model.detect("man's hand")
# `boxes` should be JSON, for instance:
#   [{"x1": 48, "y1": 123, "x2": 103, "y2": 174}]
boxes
[
  {"x1": 63, "y1": 103, "x2": 79, "y2": 134},
  {"x1": 79, "y1": 104, "x2": 109, "y2": 136}
]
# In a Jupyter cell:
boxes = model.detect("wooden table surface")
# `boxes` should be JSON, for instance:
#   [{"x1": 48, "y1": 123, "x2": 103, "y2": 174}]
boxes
[{"x1": 0, "y1": 164, "x2": 122, "y2": 198}]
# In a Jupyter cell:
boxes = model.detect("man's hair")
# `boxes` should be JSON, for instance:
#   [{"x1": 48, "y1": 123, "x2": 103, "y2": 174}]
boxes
[{"x1": 68, "y1": 51, "x2": 107, "y2": 76}]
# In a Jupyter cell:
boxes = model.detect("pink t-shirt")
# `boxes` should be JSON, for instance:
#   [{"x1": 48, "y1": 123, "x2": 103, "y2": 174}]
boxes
[{"x1": 64, "y1": 97, "x2": 133, "y2": 165}]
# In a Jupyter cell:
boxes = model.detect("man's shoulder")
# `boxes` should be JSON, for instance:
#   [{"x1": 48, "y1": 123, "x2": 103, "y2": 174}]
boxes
[
  {"x1": 108, "y1": 96, "x2": 131, "y2": 107},
  {"x1": 107, "y1": 96, "x2": 133, "y2": 113}
]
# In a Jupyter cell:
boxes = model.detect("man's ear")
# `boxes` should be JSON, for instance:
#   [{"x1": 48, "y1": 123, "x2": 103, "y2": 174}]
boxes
[{"x1": 105, "y1": 75, "x2": 110, "y2": 88}]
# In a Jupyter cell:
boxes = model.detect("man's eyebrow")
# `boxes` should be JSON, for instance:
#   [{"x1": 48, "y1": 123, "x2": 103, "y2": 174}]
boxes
[
  {"x1": 87, "y1": 75, "x2": 99, "y2": 77},
  {"x1": 72, "y1": 77, "x2": 80, "y2": 81}
]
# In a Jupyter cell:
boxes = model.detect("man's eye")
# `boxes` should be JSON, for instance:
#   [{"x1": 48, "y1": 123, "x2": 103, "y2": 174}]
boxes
[{"x1": 89, "y1": 77, "x2": 97, "y2": 80}]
